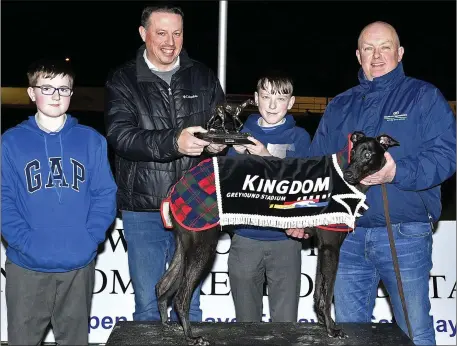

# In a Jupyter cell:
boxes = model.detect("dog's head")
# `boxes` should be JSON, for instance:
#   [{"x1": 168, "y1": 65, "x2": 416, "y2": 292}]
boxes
[{"x1": 343, "y1": 131, "x2": 399, "y2": 185}]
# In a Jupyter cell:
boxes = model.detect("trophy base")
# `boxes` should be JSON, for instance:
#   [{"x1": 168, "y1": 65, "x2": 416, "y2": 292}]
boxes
[{"x1": 195, "y1": 131, "x2": 254, "y2": 145}]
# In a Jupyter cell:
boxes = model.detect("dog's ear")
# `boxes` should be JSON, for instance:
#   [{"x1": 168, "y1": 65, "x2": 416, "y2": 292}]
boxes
[
  {"x1": 350, "y1": 131, "x2": 366, "y2": 144},
  {"x1": 376, "y1": 134, "x2": 400, "y2": 150}
]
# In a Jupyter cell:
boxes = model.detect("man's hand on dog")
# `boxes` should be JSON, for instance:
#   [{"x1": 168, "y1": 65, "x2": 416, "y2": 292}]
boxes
[
  {"x1": 360, "y1": 152, "x2": 397, "y2": 185},
  {"x1": 285, "y1": 228, "x2": 310, "y2": 239}
]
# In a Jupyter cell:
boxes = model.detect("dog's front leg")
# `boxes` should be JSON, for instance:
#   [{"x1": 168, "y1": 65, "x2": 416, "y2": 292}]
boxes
[{"x1": 314, "y1": 231, "x2": 347, "y2": 338}]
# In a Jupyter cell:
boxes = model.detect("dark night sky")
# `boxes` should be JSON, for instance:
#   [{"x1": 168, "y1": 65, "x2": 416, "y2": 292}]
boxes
[{"x1": 2, "y1": 1, "x2": 456, "y2": 99}]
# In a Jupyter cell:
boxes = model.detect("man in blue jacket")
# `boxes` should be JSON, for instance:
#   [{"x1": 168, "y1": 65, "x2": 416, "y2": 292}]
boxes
[{"x1": 287, "y1": 21, "x2": 456, "y2": 345}]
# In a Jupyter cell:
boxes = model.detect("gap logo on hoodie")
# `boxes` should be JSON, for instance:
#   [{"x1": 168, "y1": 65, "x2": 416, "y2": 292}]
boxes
[{"x1": 25, "y1": 157, "x2": 85, "y2": 193}]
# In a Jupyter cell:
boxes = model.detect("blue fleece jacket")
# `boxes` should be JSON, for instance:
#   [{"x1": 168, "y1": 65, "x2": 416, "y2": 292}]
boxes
[
  {"x1": 1, "y1": 115, "x2": 118, "y2": 272},
  {"x1": 228, "y1": 114, "x2": 311, "y2": 240},
  {"x1": 310, "y1": 63, "x2": 456, "y2": 227}
]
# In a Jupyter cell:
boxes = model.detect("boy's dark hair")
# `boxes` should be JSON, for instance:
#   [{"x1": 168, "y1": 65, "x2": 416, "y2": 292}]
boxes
[
  {"x1": 27, "y1": 59, "x2": 75, "y2": 88},
  {"x1": 141, "y1": 4, "x2": 184, "y2": 28},
  {"x1": 256, "y1": 71, "x2": 294, "y2": 95}
]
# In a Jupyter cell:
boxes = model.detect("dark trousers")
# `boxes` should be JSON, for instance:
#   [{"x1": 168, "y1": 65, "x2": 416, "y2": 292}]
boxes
[
  {"x1": 5, "y1": 259, "x2": 95, "y2": 345},
  {"x1": 228, "y1": 235, "x2": 302, "y2": 322}
]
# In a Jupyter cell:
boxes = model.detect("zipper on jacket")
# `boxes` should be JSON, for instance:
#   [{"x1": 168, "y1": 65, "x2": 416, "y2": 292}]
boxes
[
  {"x1": 168, "y1": 86, "x2": 181, "y2": 182},
  {"x1": 168, "y1": 87, "x2": 177, "y2": 127}
]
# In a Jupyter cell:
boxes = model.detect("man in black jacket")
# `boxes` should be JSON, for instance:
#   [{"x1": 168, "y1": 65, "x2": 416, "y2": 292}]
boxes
[{"x1": 105, "y1": 5, "x2": 226, "y2": 322}]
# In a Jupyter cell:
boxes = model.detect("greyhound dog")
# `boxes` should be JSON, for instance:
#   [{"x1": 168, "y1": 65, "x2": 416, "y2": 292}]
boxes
[{"x1": 156, "y1": 131, "x2": 399, "y2": 345}]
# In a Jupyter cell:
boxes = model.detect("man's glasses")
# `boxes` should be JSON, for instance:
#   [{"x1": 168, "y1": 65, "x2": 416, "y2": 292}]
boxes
[{"x1": 32, "y1": 85, "x2": 73, "y2": 97}]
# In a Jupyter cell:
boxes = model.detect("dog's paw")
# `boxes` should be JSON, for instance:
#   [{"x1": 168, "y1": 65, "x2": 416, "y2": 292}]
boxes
[
  {"x1": 187, "y1": 336, "x2": 211, "y2": 346},
  {"x1": 327, "y1": 326, "x2": 348, "y2": 339}
]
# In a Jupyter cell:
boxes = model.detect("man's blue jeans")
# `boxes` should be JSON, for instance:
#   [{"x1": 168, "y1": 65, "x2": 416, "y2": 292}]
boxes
[
  {"x1": 122, "y1": 211, "x2": 203, "y2": 322},
  {"x1": 334, "y1": 222, "x2": 435, "y2": 345}
]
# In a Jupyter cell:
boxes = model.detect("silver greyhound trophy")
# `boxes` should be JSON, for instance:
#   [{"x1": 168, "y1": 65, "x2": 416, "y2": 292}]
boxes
[{"x1": 195, "y1": 99, "x2": 255, "y2": 145}]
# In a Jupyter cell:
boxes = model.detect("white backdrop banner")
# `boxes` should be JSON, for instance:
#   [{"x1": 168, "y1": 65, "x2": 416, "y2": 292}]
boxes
[{"x1": 1, "y1": 220, "x2": 455, "y2": 345}]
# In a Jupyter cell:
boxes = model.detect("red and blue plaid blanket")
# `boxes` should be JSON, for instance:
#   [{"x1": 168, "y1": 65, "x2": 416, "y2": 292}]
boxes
[{"x1": 163, "y1": 158, "x2": 219, "y2": 231}]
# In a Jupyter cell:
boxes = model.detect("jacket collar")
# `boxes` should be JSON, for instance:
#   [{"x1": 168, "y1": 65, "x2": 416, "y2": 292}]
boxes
[
  {"x1": 358, "y1": 62, "x2": 406, "y2": 93},
  {"x1": 136, "y1": 44, "x2": 193, "y2": 82}
]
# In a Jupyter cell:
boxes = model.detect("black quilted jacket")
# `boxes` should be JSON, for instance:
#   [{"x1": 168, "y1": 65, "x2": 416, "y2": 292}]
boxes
[{"x1": 105, "y1": 45, "x2": 225, "y2": 211}]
